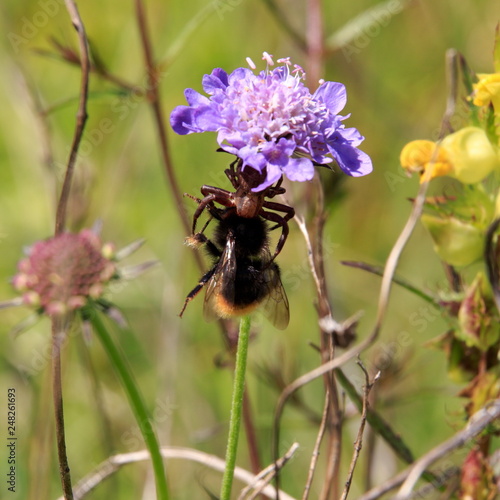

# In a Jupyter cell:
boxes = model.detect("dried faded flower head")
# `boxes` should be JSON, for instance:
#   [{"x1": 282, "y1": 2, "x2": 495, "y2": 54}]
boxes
[
  {"x1": 12, "y1": 230, "x2": 116, "y2": 316},
  {"x1": 1, "y1": 227, "x2": 157, "y2": 330}
]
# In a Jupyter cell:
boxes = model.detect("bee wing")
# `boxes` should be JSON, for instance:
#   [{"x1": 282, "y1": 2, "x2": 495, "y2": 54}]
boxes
[
  {"x1": 255, "y1": 245, "x2": 289, "y2": 330},
  {"x1": 258, "y1": 264, "x2": 290, "y2": 330},
  {"x1": 203, "y1": 235, "x2": 236, "y2": 322}
]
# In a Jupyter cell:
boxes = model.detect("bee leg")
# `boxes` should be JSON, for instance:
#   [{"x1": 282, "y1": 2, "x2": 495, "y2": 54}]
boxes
[{"x1": 179, "y1": 266, "x2": 217, "y2": 318}]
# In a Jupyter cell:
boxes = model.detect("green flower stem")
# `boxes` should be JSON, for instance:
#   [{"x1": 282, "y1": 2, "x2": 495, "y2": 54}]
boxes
[
  {"x1": 220, "y1": 316, "x2": 252, "y2": 500},
  {"x1": 89, "y1": 310, "x2": 170, "y2": 500}
]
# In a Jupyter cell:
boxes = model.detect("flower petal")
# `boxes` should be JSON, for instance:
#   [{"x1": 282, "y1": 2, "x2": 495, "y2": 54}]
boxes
[
  {"x1": 314, "y1": 82, "x2": 347, "y2": 114},
  {"x1": 329, "y1": 143, "x2": 373, "y2": 176}
]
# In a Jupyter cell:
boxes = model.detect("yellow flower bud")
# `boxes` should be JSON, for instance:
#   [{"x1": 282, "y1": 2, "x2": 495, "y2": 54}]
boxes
[
  {"x1": 440, "y1": 126, "x2": 500, "y2": 184},
  {"x1": 472, "y1": 73, "x2": 500, "y2": 111},
  {"x1": 400, "y1": 140, "x2": 452, "y2": 182},
  {"x1": 420, "y1": 214, "x2": 484, "y2": 267}
]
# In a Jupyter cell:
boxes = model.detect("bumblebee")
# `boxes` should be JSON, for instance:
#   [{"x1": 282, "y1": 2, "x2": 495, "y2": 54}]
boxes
[{"x1": 180, "y1": 161, "x2": 292, "y2": 329}]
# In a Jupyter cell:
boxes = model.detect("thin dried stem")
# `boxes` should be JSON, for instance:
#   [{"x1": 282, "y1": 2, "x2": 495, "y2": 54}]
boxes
[
  {"x1": 302, "y1": 391, "x2": 330, "y2": 500},
  {"x1": 37, "y1": 40, "x2": 138, "y2": 93},
  {"x1": 55, "y1": 446, "x2": 298, "y2": 500},
  {"x1": 133, "y1": 0, "x2": 193, "y2": 241},
  {"x1": 305, "y1": 0, "x2": 324, "y2": 89},
  {"x1": 238, "y1": 443, "x2": 300, "y2": 500},
  {"x1": 357, "y1": 402, "x2": 500, "y2": 500},
  {"x1": 293, "y1": 176, "x2": 344, "y2": 500},
  {"x1": 55, "y1": 0, "x2": 90, "y2": 235},
  {"x1": 273, "y1": 158, "x2": 435, "y2": 499},
  {"x1": 51, "y1": 3, "x2": 91, "y2": 498},
  {"x1": 339, "y1": 363, "x2": 380, "y2": 500},
  {"x1": 393, "y1": 399, "x2": 500, "y2": 500},
  {"x1": 243, "y1": 389, "x2": 263, "y2": 474},
  {"x1": 52, "y1": 317, "x2": 73, "y2": 500}
]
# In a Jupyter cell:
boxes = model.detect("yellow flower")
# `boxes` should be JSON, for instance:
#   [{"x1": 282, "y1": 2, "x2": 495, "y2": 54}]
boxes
[
  {"x1": 400, "y1": 140, "x2": 452, "y2": 182},
  {"x1": 440, "y1": 126, "x2": 500, "y2": 184},
  {"x1": 401, "y1": 128, "x2": 500, "y2": 184},
  {"x1": 472, "y1": 73, "x2": 500, "y2": 111}
]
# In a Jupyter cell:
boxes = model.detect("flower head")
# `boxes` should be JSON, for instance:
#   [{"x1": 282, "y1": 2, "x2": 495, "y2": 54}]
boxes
[
  {"x1": 400, "y1": 127, "x2": 500, "y2": 184},
  {"x1": 11, "y1": 229, "x2": 116, "y2": 316},
  {"x1": 400, "y1": 140, "x2": 451, "y2": 182},
  {"x1": 472, "y1": 73, "x2": 500, "y2": 112},
  {"x1": 170, "y1": 54, "x2": 372, "y2": 191},
  {"x1": 1, "y1": 228, "x2": 156, "y2": 326}
]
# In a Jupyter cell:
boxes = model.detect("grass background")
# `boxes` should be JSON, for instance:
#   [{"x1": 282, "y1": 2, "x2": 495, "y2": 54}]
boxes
[{"x1": 0, "y1": 0, "x2": 499, "y2": 499}]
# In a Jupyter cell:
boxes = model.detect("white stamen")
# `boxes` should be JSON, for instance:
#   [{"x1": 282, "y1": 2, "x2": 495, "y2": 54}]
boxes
[
  {"x1": 262, "y1": 52, "x2": 274, "y2": 66},
  {"x1": 246, "y1": 57, "x2": 256, "y2": 70},
  {"x1": 277, "y1": 57, "x2": 291, "y2": 66},
  {"x1": 318, "y1": 78, "x2": 325, "y2": 85}
]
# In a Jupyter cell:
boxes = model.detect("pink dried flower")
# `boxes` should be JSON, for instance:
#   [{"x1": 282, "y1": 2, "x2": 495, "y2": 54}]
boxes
[
  {"x1": 1, "y1": 228, "x2": 157, "y2": 329},
  {"x1": 12, "y1": 230, "x2": 116, "y2": 316}
]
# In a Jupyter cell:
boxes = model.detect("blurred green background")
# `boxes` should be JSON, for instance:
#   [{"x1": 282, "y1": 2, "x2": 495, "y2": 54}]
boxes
[{"x1": 0, "y1": 0, "x2": 498, "y2": 499}]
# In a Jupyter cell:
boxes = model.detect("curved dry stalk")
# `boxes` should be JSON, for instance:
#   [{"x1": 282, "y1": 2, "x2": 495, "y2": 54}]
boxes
[
  {"x1": 357, "y1": 401, "x2": 500, "y2": 500},
  {"x1": 272, "y1": 48, "x2": 463, "y2": 490},
  {"x1": 133, "y1": 0, "x2": 193, "y2": 242},
  {"x1": 272, "y1": 170, "x2": 431, "y2": 485},
  {"x1": 393, "y1": 399, "x2": 500, "y2": 500},
  {"x1": 305, "y1": 0, "x2": 324, "y2": 89},
  {"x1": 339, "y1": 364, "x2": 380, "y2": 500},
  {"x1": 55, "y1": 446, "x2": 298, "y2": 500},
  {"x1": 56, "y1": 0, "x2": 90, "y2": 235},
  {"x1": 51, "y1": 3, "x2": 91, "y2": 499},
  {"x1": 302, "y1": 391, "x2": 330, "y2": 500},
  {"x1": 52, "y1": 317, "x2": 73, "y2": 500},
  {"x1": 238, "y1": 443, "x2": 300, "y2": 500}
]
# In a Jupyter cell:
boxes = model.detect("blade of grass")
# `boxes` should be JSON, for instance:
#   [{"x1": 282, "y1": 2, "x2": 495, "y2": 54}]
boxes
[
  {"x1": 160, "y1": 3, "x2": 215, "y2": 67},
  {"x1": 220, "y1": 316, "x2": 252, "y2": 500},
  {"x1": 341, "y1": 260, "x2": 440, "y2": 306},
  {"x1": 88, "y1": 309, "x2": 170, "y2": 500}
]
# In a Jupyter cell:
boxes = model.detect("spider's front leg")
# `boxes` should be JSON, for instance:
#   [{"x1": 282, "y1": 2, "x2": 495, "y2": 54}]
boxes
[
  {"x1": 187, "y1": 185, "x2": 234, "y2": 233},
  {"x1": 224, "y1": 157, "x2": 242, "y2": 190},
  {"x1": 260, "y1": 201, "x2": 295, "y2": 261}
]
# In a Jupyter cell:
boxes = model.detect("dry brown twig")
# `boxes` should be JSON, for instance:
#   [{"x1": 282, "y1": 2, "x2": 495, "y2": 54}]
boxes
[
  {"x1": 292, "y1": 177, "x2": 344, "y2": 500},
  {"x1": 340, "y1": 363, "x2": 380, "y2": 500},
  {"x1": 393, "y1": 399, "x2": 500, "y2": 500},
  {"x1": 355, "y1": 400, "x2": 500, "y2": 500},
  {"x1": 272, "y1": 48, "x2": 464, "y2": 500},
  {"x1": 272, "y1": 169, "x2": 432, "y2": 492},
  {"x1": 56, "y1": 0, "x2": 90, "y2": 235},
  {"x1": 51, "y1": 2, "x2": 91, "y2": 499},
  {"x1": 301, "y1": 391, "x2": 331, "y2": 500},
  {"x1": 54, "y1": 446, "x2": 299, "y2": 500},
  {"x1": 237, "y1": 443, "x2": 300, "y2": 500}
]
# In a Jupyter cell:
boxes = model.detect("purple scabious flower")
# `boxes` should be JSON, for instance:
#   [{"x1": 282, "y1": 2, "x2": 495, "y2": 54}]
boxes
[{"x1": 170, "y1": 54, "x2": 372, "y2": 191}]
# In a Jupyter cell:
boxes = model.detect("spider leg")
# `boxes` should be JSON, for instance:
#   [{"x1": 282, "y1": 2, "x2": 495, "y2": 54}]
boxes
[
  {"x1": 187, "y1": 185, "x2": 234, "y2": 233},
  {"x1": 260, "y1": 201, "x2": 295, "y2": 261},
  {"x1": 225, "y1": 157, "x2": 242, "y2": 190}
]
